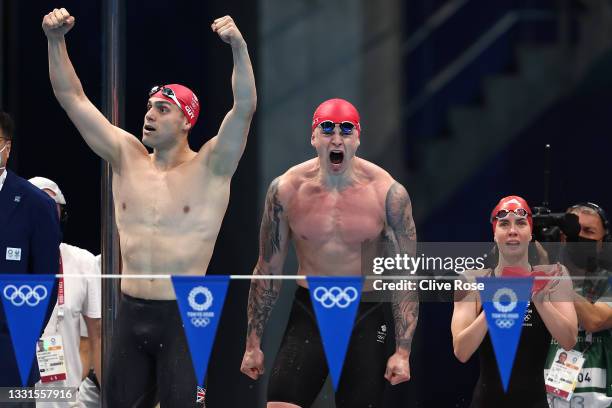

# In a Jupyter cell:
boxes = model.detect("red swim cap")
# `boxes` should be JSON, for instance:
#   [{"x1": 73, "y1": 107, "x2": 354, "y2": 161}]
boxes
[
  {"x1": 311, "y1": 98, "x2": 361, "y2": 134},
  {"x1": 150, "y1": 84, "x2": 200, "y2": 128},
  {"x1": 490, "y1": 195, "x2": 533, "y2": 232}
]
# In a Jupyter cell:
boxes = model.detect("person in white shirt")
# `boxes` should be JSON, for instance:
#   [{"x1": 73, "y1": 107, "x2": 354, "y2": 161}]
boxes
[
  {"x1": 76, "y1": 258, "x2": 100, "y2": 408},
  {"x1": 29, "y1": 177, "x2": 101, "y2": 408}
]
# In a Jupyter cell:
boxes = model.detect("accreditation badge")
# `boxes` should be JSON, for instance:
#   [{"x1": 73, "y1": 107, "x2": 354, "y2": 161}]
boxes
[
  {"x1": 545, "y1": 348, "x2": 585, "y2": 401},
  {"x1": 36, "y1": 335, "x2": 67, "y2": 383}
]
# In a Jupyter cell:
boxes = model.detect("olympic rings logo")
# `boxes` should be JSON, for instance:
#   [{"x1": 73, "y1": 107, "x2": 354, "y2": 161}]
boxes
[
  {"x1": 313, "y1": 286, "x2": 359, "y2": 309},
  {"x1": 2, "y1": 284, "x2": 48, "y2": 307},
  {"x1": 188, "y1": 286, "x2": 213, "y2": 311},
  {"x1": 492, "y1": 288, "x2": 517, "y2": 313},
  {"x1": 495, "y1": 318, "x2": 515, "y2": 329},
  {"x1": 191, "y1": 317, "x2": 211, "y2": 328}
]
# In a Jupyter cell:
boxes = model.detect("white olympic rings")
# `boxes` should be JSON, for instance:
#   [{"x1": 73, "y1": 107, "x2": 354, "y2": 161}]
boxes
[
  {"x1": 495, "y1": 319, "x2": 515, "y2": 329},
  {"x1": 313, "y1": 286, "x2": 359, "y2": 309},
  {"x1": 190, "y1": 317, "x2": 211, "y2": 328},
  {"x1": 2, "y1": 284, "x2": 48, "y2": 307}
]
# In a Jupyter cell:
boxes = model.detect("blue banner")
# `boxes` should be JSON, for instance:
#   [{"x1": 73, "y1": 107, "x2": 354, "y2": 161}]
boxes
[
  {"x1": 0, "y1": 274, "x2": 56, "y2": 386},
  {"x1": 172, "y1": 275, "x2": 230, "y2": 386},
  {"x1": 476, "y1": 276, "x2": 533, "y2": 392},
  {"x1": 307, "y1": 276, "x2": 363, "y2": 391}
]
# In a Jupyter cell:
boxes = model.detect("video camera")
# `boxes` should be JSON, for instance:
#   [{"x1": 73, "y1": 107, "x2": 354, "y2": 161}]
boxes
[
  {"x1": 531, "y1": 144, "x2": 581, "y2": 243},
  {"x1": 531, "y1": 206, "x2": 580, "y2": 243}
]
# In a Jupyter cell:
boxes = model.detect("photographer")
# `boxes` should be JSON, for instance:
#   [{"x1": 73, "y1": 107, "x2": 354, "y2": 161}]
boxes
[{"x1": 544, "y1": 202, "x2": 612, "y2": 408}]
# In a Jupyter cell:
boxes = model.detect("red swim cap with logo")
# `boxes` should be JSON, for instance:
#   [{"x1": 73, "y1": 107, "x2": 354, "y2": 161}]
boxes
[
  {"x1": 311, "y1": 98, "x2": 361, "y2": 134},
  {"x1": 150, "y1": 84, "x2": 200, "y2": 127},
  {"x1": 490, "y1": 195, "x2": 533, "y2": 232}
]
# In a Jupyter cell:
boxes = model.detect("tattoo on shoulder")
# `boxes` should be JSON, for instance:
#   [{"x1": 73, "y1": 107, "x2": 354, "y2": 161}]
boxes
[
  {"x1": 385, "y1": 182, "x2": 416, "y2": 242},
  {"x1": 261, "y1": 178, "x2": 284, "y2": 262}
]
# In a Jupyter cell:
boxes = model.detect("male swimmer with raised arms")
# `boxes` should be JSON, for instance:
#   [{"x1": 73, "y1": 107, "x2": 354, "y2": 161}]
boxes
[
  {"x1": 240, "y1": 99, "x2": 419, "y2": 408},
  {"x1": 43, "y1": 8, "x2": 256, "y2": 407}
]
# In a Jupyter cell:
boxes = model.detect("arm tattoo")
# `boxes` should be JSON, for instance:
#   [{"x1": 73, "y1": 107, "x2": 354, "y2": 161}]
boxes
[
  {"x1": 246, "y1": 266, "x2": 281, "y2": 340},
  {"x1": 392, "y1": 290, "x2": 419, "y2": 350},
  {"x1": 385, "y1": 182, "x2": 417, "y2": 247},
  {"x1": 246, "y1": 178, "x2": 285, "y2": 341},
  {"x1": 385, "y1": 182, "x2": 419, "y2": 351},
  {"x1": 261, "y1": 177, "x2": 283, "y2": 263}
]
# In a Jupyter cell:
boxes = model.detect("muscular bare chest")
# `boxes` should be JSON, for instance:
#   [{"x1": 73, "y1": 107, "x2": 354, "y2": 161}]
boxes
[
  {"x1": 113, "y1": 159, "x2": 229, "y2": 234},
  {"x1": 287, "y1": 184, "x2": 384, "y2": 245}
]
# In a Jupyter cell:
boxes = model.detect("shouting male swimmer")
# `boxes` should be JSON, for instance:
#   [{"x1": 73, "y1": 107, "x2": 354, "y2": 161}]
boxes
[{"x1": 241, "y1": 99, "x2": 418, "y2": 408}]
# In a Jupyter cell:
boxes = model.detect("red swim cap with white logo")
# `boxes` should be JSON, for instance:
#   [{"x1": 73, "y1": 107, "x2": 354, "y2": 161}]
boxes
[
  {"x1": 150, "y1": 84, "x2": 200, "y2": 127},
  {"x1": 490, "y1": 195, "x2": 533, "y2": 232},
  {"x1": 311, "y1": 98, "x2": 361, "y2": 134}
]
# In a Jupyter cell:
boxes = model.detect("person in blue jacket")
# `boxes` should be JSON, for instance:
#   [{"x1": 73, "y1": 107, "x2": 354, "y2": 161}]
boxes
[{"x1": 0, "y1": 111, "x2": 61, "y2": 392}]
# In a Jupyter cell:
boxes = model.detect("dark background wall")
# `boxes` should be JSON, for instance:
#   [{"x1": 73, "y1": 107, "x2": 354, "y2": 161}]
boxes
[
  {"x1": 3, "y1": 0, "x2": 103, "y2": 252},
  {"x1": 421, "y1": 89, "x2": 612, "y2": 242}
]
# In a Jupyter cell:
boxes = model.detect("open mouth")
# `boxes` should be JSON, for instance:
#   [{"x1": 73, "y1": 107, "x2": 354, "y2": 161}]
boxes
[
  {"x1": 329, "y1": 151, "x2": 344, "y2": 165},
  {"x1": 144, "y1": 124, "x2": 156, "y2": 132}
]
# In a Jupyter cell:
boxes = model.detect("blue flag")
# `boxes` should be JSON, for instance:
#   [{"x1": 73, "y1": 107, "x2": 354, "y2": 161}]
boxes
[
  {"x1": 477, "y1": 276, "x2": 533, "y2": 392},
  {"x1": 0, "y1": 274, "x2": 56, "y2": 386},
  {"x1": 307, "y1": 276, "x2": 363, "y2": 391},
  {"x1": 172, "y1": 275, "x2": 230, "y2": 386}
]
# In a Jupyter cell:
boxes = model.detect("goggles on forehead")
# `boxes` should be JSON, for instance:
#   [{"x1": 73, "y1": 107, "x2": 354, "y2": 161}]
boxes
[
  {"x1": 492, "y1": 208, "x2": 530, "y2": 222},
  {"x1": 319, "y1": 120, "x2": 356, "y2": 135},
  {"x1": 149, "y1": 85, "x2": 182, "y2": 109}
]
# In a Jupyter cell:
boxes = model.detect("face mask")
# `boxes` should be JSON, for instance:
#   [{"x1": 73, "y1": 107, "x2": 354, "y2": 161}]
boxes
[
  {"x1": 565, "y1": 236, "x2": 599, "y2": 271},
  {"x1": 0, "y1": 143, "x2": 8, "y2": 170}
]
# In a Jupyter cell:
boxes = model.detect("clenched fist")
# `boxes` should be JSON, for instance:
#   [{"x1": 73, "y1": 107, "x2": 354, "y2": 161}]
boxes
[
  {"x1": 240, "y1": 347, "x2": 264, "y2": 380},
  {"x1": 42, "y1": 8, "x2": 75, "y2": 39},
  {"x1": 385, "y1": 351, "x2": 411, "y2": 385},
  {"x1": 211, "y1": 16, "x2": 245, "y2": 47}
]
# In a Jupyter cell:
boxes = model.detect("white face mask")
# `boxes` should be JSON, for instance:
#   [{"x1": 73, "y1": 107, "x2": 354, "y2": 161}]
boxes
[{"x1": 0, "y1": 143, "x2": 8, "y2": 170}]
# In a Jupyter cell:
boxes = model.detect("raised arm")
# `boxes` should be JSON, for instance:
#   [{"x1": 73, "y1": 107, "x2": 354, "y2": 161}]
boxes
[
  {"x1": 199, "y1": 16, "x2": 257, "y2": 177},
  {"x1": 43, "y1": 8, "x2": 128, "y2": 169},
  {"x1": 383, "y1": 182, "x2": 419, "y2": 385},
  {"x1": 240, "y1": 177, "x2": 290, "y2": 380}
]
